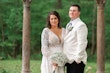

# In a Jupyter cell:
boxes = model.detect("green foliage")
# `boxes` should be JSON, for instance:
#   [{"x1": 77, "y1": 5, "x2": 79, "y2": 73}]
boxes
[
  {"x1": 30, "y1": 53, "x2": 42, "y2": 60},
  {"x1": 0, "y1": 0, "x2": 22, "y2": 59},
  {"x1": 0, "y1": 0, "x2": 110, "y2": 60}
]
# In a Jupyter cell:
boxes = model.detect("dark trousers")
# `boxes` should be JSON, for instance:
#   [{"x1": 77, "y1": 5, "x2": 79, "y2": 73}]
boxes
[{"x1": 65, "y1": 61, "x2": 85, "y2": 73}]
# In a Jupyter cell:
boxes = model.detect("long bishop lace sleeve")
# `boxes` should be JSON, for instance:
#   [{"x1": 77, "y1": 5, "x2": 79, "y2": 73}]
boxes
[{"x1": 41, "y1": 28, "x2": 50, "y2": 57}]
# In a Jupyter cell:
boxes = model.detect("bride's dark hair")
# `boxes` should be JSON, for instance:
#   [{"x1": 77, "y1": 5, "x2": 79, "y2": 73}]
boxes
[{"x1": 46, "y1": 11, "x2": 61, "y2": 28}]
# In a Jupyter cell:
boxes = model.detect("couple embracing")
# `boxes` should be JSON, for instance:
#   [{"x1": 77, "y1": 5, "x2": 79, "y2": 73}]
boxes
[{"x1": 41, "y1": 4, "x2": 88, "y2": 73}]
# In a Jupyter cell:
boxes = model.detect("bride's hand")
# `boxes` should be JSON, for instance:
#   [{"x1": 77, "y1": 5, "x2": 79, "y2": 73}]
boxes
[
  {"x1": 52, "y1": 63, "x2": 58, "y2": 67},
  {"x1": 52, "y1": 63, "x2": 58, "y2": 73}
]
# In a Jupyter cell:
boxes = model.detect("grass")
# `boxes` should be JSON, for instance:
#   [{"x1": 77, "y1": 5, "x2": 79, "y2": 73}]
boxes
[
  {"x1": 85, "y1": 61, "x2": 110, "y2": 73},
  {"x1": 0, "y1": 60, "x2": 41, "y2": 73},
  {"x1": 0, "y1": 60, "x2": 110, "y2": 73}
]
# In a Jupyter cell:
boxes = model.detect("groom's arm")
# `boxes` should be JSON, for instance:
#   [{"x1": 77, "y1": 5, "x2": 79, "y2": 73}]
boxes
[{"x1": 75, "y1": 23, "x2": 88, "y2": 64}]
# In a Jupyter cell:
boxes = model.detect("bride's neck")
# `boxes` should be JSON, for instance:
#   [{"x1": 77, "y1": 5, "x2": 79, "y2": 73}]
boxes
[{"x1": 51, "y1": 26, "x2": 59, "y2": 29}]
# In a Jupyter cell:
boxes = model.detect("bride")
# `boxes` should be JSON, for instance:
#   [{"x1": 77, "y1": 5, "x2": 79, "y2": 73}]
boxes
[{"x1": 41, "y1": 11, "x2": 65, "y2": 73}]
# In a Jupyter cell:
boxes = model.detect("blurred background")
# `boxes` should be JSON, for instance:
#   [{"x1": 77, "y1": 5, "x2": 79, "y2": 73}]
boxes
[
  {"x1": 0, "y1": 0, "x2": 110, "y2": 65},
  {"x1": 0, "y1": 0, "x2": 110, "y2": 61},
  {"x1": 0, "y1": 0, "x2": 110, "y2": 73}
]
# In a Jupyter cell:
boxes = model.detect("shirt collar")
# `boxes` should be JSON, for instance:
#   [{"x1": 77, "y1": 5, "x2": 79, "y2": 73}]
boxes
[{"x1": 70, "y1": 18, "x2": 80, "y2": 27}]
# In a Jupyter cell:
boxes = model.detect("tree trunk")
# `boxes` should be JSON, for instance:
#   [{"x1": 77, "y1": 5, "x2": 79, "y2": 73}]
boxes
[
  {"x1": 57, "y1": 0, "x2": 62, "y2": 9},
  {"x1": 21, "y1": 0, "x2": 31, "y2": 73},
  {"x1": 78, "y1": 0, "x2": 80, "y2": 3},
  {"x1": 96, "y1": 0, "x2": 105, "y2": 73}
]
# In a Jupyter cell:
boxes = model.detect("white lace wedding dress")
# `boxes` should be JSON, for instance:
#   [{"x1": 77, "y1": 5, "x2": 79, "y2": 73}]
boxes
[{"x1": 41, "y1": 28, "x2": 65, "y2": 73}]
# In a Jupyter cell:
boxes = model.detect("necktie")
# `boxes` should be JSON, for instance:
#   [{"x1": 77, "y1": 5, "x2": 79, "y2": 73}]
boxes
[{"x1": 66, "y1": 22, "x2": 73, "y2": 34}]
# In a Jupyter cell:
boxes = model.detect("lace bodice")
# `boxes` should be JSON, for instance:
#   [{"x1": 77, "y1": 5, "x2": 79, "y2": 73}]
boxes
[{"x1": 41, "y1": 28, "x2": 65, "y2": 56}]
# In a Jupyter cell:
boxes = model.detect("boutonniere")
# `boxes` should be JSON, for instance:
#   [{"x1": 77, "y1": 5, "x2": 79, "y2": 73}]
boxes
[{"x1": 67, "y1": 23, "x2": 73, "y2": 31}]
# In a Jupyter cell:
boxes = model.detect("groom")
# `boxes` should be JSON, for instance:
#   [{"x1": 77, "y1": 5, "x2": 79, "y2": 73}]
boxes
[{"x1": 63, "y1": 4, "x2": 88, "y2": 73}]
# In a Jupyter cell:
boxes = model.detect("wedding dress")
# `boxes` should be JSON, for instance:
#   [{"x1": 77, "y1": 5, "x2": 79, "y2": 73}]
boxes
[{"x1": 41, "y1": 28, "x2": 65, "y2": 73}]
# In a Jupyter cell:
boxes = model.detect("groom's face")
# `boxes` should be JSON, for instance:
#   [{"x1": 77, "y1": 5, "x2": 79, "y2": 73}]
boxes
[{"x1": 69, "y1": 6, "x2": 80, "y2": 20}]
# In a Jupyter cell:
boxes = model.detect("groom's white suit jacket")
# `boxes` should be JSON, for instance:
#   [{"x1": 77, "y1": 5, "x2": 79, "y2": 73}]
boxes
[{"x1": 63, "y1": 18, "x2": 88, "y2": 64}]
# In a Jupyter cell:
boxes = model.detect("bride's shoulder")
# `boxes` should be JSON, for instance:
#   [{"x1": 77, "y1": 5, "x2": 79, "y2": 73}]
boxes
[
  {"x1": 61, "y1": 28, "x2": 66, "y2": 35},
  {"x1": 42, "y1": 27, "x2": 50, "y2": 32},
  {"x1": 42, "y1": 28, "x2": 50, "y2": 34},
  {"x1": 43, "y1": 27, "x2": 49, "y2": 30},
  {"x1": 62, "y1": 27, "x2": 66, "y2": 31}
]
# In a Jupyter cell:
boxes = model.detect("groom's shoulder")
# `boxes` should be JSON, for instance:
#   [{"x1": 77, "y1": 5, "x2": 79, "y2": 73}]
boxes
[{"x1": 76, "y1": 20, "x2": 86, "y2": 27}]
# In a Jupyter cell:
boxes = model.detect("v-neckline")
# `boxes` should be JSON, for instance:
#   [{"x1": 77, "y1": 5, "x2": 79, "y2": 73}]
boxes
[{"x1": 47, "y1": 28, "x2": 63, "y2": 42}]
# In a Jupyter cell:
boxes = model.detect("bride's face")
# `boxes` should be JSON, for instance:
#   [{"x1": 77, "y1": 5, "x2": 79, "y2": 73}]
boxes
[{"x1": 49, "y1": 15, "x2": 59, "y2": 27}]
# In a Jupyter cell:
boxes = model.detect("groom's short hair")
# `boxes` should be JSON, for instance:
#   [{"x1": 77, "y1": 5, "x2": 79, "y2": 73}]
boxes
[{"x1": 70, "y1": 4, "x2": 81, "y2": 12}]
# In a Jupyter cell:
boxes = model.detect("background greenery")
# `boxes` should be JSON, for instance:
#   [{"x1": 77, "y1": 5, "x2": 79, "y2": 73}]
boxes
[
  {"x1": 0, "y1": 0, "x2": 110, "y2": 73},
  {"x1": 0, "y1": 0, "x2": 110, "y2": 61}
]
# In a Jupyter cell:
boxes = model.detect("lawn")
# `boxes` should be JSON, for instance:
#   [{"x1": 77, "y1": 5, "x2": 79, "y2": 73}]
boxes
[
  {"x1": 0, "y1": 60, "x2": 109, "y2": 73},
  {"x1": 0, "y1": 60, "x2": 41, "y2": 73}
]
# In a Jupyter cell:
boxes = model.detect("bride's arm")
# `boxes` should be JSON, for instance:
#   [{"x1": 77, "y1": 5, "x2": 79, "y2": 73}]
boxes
[{"x1": 41, "y1": 28, "x2": 50, "y2": 57}]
